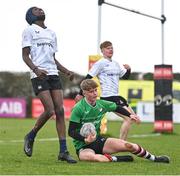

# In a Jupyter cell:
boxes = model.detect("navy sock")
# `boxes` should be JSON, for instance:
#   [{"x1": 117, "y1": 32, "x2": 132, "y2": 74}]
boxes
[
  {"x1": 60, "y1": 139, "x2": 67, "y2": 153},
  {"x1": 28, "y1": 130, "x2": 37, "y2": 141}
]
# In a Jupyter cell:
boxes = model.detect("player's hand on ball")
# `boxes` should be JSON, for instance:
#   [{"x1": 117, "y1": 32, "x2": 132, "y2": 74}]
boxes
[
  {"x1": 80, "y1": 122, "x2": 97, "y2": 144},
  {"x1": 84, "y1": 133, "x2": 97, "y2": 144},
  {"x1": 130, "y1": 114, "x2": 141, "y2": 124}
]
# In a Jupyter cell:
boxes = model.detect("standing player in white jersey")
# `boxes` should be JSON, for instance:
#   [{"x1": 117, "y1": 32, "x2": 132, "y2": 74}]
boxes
[
  {"x1": 75, "y1": 41, "x2": 138, "y2": 140},
  {"x1": 22, "y1": 6, "x2": 76, "y2": 163}
]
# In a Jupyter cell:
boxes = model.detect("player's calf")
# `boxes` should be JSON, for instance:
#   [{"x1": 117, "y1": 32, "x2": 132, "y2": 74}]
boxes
[{"x1": 131, "y1": 144, "x2": 170, "y2": 163}]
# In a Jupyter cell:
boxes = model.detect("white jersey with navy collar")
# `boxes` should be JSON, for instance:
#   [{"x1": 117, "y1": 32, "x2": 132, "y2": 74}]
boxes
[
  {"x1": 22, "y1": 24, "x2": 58, "y2": 79},
  {"x1": 88, "y1": 58, "x2": 126, "y2": 97}
]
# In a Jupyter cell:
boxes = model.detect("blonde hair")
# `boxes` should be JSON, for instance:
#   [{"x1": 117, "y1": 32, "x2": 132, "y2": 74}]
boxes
[
  {"x1": 80, "y1": 79, "x2": 98, "y2": 91},
  {"x1": 100, "y1": 41, "x2": 112, "y2": 49}
]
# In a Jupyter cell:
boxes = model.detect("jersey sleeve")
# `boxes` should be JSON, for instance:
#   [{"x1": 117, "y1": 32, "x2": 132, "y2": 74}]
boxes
[
  {"x1": 70, "y1": 105, "x2": 82, "y2": 123},
  {"x1": 52, "y1": 31, "x2": 58, "y2": 53},
  {"x1": 118, "y1": 63, "x2": 127, "y2": 78},
  {"x1": 22, "y1": 28, "x2": 32, "y2": 48},
  {"x1": 99, "y1": 99, "x2": 117, "y2": 112},
  {"x1": 88, "y1": 59, "x2": 104, "y2": 77}
]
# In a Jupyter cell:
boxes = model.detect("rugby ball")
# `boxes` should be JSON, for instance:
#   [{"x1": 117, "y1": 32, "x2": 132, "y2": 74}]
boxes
[{"x1": 80, "y1": 122, "x2": 96, "y2": 137}]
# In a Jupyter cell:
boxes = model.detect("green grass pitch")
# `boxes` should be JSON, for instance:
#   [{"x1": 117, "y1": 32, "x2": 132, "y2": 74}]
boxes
[{"x1": 0, "y1": 118, "x2": 180, "y2": 175}]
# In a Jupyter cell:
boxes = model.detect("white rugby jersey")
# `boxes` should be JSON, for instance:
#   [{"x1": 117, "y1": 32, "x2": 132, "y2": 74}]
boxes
[
  {"x1": 88, "y1": 58, "x2": 126, "y2": 97},
  {"x1": 22, "y1": 24, "x2": 59, "y2": 79}
]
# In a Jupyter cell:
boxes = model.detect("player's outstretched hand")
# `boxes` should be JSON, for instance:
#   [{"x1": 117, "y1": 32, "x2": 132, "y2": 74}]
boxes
[
  {"x1": 68, "y1": 71, "x2": 75, "y2": 81},
  {"x1": 130, "y1": 114, "x2": 141, "y2": 124},
  {"x1": 123, "y1": 64, "x2": 131, "y2": 70},
  {"x1": 75, "y1": 94, "x2": 83, "y2": 103}
]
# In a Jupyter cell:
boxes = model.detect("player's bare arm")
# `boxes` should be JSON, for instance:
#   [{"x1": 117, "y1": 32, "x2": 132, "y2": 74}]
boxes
[
  {"x1": 54, "y1": 55, "x2": 74, "y2": 81},
  {"x1": 114, "y1": 105, "x2": 141, "y2": 124},
  {"x1": 22, "y1": 47, "x2": 48, "y2": 78}
]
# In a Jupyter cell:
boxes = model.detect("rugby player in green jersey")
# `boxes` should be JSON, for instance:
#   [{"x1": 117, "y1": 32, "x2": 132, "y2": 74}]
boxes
[{"x1": 69, "y1": 79, "x2": 170, "y2": 163}]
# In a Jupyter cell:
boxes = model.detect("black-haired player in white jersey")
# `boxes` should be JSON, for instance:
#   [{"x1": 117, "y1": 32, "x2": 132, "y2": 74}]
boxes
[
  {"x1": 22, "y1": 7, "x2": 76, "y2": 163},
  {"x1": 75, "y1": 41, "x2": 138, "y2": 140}
]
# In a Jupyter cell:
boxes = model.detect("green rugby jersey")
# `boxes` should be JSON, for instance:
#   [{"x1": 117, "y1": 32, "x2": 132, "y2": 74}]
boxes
[{"x1": 70, "y1": 98, "x2": 117, "y2": 151}]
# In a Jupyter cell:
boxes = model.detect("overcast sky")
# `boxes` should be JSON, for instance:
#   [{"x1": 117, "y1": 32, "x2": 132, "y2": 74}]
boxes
[{"x1": 1, "y1": 0, "x2": 179, "y2": 75}]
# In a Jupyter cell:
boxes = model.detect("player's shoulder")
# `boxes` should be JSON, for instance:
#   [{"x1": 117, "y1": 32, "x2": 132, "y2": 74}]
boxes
[
  {"x1": 22, "y1": 24, "x2": 37, "y2": 33},
  {"x1": 95, "y1": 58, "x2": 109, "y2": 66},
  {"x1": 111, "y1": 59, "x2": 120, "y2": 65},
  {"x1": 96, "y1": 99, "x2": 109, "y2": 105},
  {"x1": 23, "y1": 25, "x2": 32, "y2": 32},
  {"x1": 44, "y1": 28, "x2": 57, "y2": 39},
  {"x1": 112, "y1": 60, "x2": 125, "y2": 69},
  {"x1": 45, "y1": 27, "x2": 55, "y2": 34},
  {"x1": 73, "y1": 98, "x2": 86, "y2": 109},
  {"x1": 71, "y1": 99, "x2": 88, "y2": 116},
  {"x1": 99, "y1": 58, "x2": 108, "y2": 63},
  {"x1": 96, "y1": 99, "x2": 116, "y2": 112},
  {"x1": 97, "y1": 99, "x2": 115, "y2": 106}
]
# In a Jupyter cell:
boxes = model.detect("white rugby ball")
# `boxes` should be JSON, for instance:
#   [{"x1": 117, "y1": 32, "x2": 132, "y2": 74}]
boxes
[{"x1": 80, "y1": 122, "x2": 96, "y2": 137}]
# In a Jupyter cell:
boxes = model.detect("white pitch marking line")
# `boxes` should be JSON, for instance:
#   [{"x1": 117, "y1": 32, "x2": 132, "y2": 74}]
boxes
[
  {"x1": 129, "y1": 133, "x2": 161, "y2": 138},
  {"x1": 0, "y1": 133, "x2": 161, "y2": 143},
  {"x1": 0, "y1": 138, "x2": 59, "y2": 143}
]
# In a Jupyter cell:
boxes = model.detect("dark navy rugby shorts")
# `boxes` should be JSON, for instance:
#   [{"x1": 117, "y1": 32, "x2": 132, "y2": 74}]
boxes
[
  {"x1": 76, "y1": 136, "x2": 107, "y2": 156},
  {"x1": 31, "y1": 75, "x2": 62, "y2": 95}
]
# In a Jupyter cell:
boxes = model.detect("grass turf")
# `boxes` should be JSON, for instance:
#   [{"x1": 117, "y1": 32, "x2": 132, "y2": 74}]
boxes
[{"x1": 0, "y1": 118, "x2": 180, "y2": 175}]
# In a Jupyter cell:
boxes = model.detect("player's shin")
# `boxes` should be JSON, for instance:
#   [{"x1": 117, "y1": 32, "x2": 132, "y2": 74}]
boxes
[
  {"x1": 131, "y1": 144, "x2": 155, "y2": 161},
  {"x1": 104, "y1": 153, "x2": 133, "y2": 162}
]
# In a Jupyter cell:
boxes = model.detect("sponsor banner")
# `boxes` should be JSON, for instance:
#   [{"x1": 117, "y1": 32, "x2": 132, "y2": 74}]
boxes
[
  {"x1": 32, "y1": 98, "x2": 44, "y2": 118},
  {"x1": 154, "y1": 120, "x2": 173, "y2": 133},
  {"x1": 137, "y1": 102, "x2": 180, "y2": 123},
  {"x1": 154, "y1": 65, "x2": 173, "y2": 80},
  {"x1": 64, "y1": 99, "x2": 76, "y2": 118},
  {"x1": 154, "y1": 64, "x2": 173, "y2": 132},
  {"x1": 0, "y1": 98, "x2": 26, "y2": 118},
  {"x1": 154, "y1": 80, "x2": 173, "y2": 121},
  {"x1": 107, "y1": 101, "x2": 180, "y2": 123},
  {"x1": 32, "y1": 98, "x2": 75, "y2": 119}
]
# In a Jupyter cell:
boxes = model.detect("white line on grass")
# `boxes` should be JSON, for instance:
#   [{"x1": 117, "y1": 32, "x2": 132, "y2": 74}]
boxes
[
  {"x1": 0, "y1": 133, "x2": 161, "y2": 144},
  {"x1": 0, "y1": 138, "x2": 59, "y2": 143},
  {"x1": 129, "y1": 133, "x2": 161, "y2": 138}
]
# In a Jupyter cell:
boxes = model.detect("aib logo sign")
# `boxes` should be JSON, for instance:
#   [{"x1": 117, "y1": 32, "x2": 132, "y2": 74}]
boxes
[{"x1": 154, "y1": 94, "x2": 173, "y2": 106}]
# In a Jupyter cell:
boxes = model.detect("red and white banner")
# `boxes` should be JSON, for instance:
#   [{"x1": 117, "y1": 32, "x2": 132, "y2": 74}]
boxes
[
  {"x1": 32, "y1": 98, "x2": 75, "y2": 119},
  {"x1": 154, "y1": 65, "x2": 173, "y2": 80}
]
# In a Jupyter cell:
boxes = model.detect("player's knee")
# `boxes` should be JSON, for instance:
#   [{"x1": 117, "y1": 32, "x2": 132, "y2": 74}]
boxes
[
  {"x1": 79, "y1": 152, "x2": 96, "y2": 162},
  {"x1": 125, "y1": 142, "x2": 134, "y2": 152},
  {"x1": 56, "y1": 107, "x2": 64, "y2": 118},
  {"x1": 123, "y1": 117, "x2": 132, "y2": 124},
  {"x1": 46, "y1": 109, "x2": 55, "y2": 118},
  {"x1": 91, "y1": 155, "x2": 105, "y2": 162},
  {"x1": 91, "y1": 155, "x2": 98, "y2": 161}
]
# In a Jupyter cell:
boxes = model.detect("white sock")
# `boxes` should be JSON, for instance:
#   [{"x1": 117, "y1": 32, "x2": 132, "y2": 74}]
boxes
[{"x1": 112, "y1": 156, "x2": 117, "y2": 162}]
